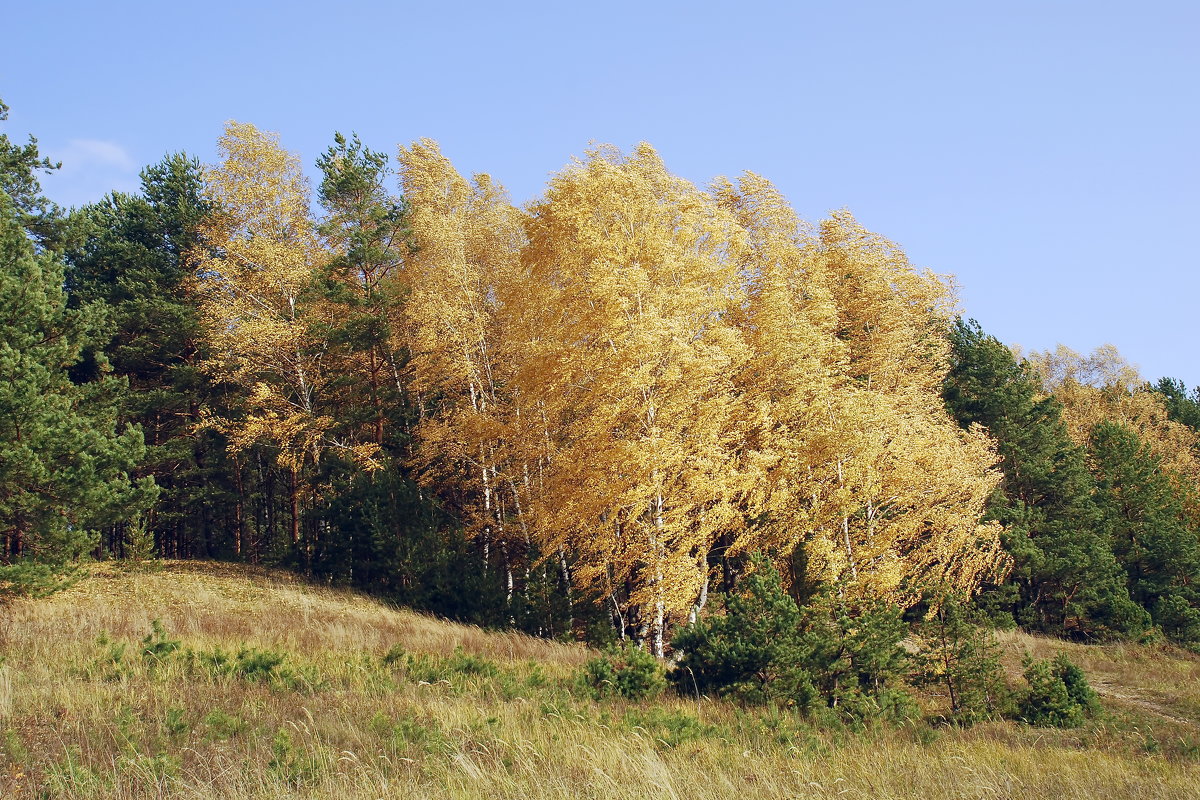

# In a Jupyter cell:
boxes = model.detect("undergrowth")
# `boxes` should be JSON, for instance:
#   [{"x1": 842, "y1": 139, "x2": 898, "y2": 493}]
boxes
[{"x1": 0, "y1": 562, "x2": 1197, "y2": 799}]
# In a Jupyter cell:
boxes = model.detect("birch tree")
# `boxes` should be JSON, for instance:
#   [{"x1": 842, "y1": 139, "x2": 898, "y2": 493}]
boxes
[
  {"x1": 520, "y1": 145, "x2": 750, "y2": 654},
  {"x1": 194, "y1": 122, "x2": 378, "y2": 549}
]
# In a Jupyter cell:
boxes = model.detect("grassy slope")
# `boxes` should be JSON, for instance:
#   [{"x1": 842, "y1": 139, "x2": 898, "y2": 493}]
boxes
[{"x1": 0, "y1": 561, "x2": 1198, "y2": 799}]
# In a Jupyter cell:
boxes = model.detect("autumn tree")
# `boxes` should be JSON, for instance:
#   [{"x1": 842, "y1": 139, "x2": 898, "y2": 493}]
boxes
[
  {"x1": 194, "y1": 122, "x2": 378, "y2": 556},
  {"x1": 518, "y1": 145, "x2": 751, "y2": 654},
  {"x1": 167, "y1": 129, "x2": 1028, "y2": 644},
  {"x1": 711, "y1": 173, "x2": 846, "y2": 598},
  {"x1": 1029, "y1": 346, "x2": 1200, "y2": 495},
  {"x1": 725, "y1": 201, "x2": 1006, "y2": 605},
  {"x1": 395, "y1": 138, "x2": 533, "y2": 613}
]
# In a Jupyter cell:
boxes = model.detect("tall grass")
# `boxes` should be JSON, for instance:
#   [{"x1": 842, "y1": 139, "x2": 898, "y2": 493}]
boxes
[{"x1": 0, "y1": 561, "x2": 1197, "y2": 799}]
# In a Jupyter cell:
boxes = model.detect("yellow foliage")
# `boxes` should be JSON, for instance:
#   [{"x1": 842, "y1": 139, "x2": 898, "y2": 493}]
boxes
[
  {"x1": 400, "y1": 143, "x2": 1008, "y2": 648},
  {"x1": 1030, "y1": 344, "x2": 1200, "y2": 518},
  {"x1": 720, "y1": 180, "x2": 1006, "y2": 602},
  {"x1": 193, "y1": 126, "x2": 1011, "y2": 642},
  {"x1": 194, "y1": 122, "x2": 380, "y2": 472}
]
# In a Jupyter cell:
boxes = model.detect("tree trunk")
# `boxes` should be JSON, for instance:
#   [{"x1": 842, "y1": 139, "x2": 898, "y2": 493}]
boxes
[
  {"x1": 289, "y1": 467, "x2": 300, "y2": 549},
  {"x1": 233, "y1": 459, "x2": 245, "y2": 559}
]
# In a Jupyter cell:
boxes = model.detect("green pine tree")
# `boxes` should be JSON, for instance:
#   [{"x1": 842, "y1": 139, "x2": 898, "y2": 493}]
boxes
[
  {"x1": 916, "y1": 590, "x2": 1010, "y2": 723},
  {"x1": 0, "y1": 191, "x2": 155, "y2": 595},
  {"x1": 670, "y1": 555, "x2": 808, "y2": 705},
  {"x1": 671, "y1": 556, "x2": 915, "y2": 722},
  {"x1": 62, "y1": 154, "x2": 240, "y2": 560},
  {"x1": 0, "y1": 99, "x2": 62, "y2": 246},
  {"x1": 314, "y1": 131, "x2": 415, "y2": 455},
  {"x1": 1018, "y1": 652, "x2": 1099, "y2": 728},
  {"x1": 1089, "y1": 421, "x2": 1200, "y2": 643},
  {"x1": 943, "y1": 318, "x2": 1145, "y2": 637},
  {"x1": 1151, "y1": 377, "x2": 1200, "y2": 434}
]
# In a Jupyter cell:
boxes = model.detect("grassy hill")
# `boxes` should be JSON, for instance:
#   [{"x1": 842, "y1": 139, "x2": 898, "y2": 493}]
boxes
[{"x1": 1, "y1": 561, "x2": 1198, "y2": 799}]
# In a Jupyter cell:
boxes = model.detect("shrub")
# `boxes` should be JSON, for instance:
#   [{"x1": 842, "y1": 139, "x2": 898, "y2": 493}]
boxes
[
  {"x1": 670, "y1": 556, "x2": 808, "y2": 706},
  {"x1": 141, "y1": 619, "x2": 180, "y2": 667},
  {"x1": 1019, "y1": 652, "x2": 1099, "y2": 727},
  {"x1": 187, "y1": 645, "x2": 311, "y2": 688},
  {"x1": 445, "y1": 647, "x2": 499, "y2": 678},
  {"x1": 579, "y1": 642, "x2": 666, "y2": 700},
  {"x1": 1054, "y1": 652, "x2": 1100, "y2": 714},
  {"x1": 670, "y1": 556, "x2": 915, "y2": 723},
  {"x1": 402, "y1": 648, "x2": 500, "y2": 685},
  {"x1": 381, "y1": 644, "x2": 406, "y2": 667},
  {"x1": 622, "y1": 708, "x2": 719, "y2": 747},
  {"x1": 915, "y1": 592, "x2": 1012, "y2": 724},
  {"x1": 201, "y1": 708, "x2": 246, "y2": 740}
]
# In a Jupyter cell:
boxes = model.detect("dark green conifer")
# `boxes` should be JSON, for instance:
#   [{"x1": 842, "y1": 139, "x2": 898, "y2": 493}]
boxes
[
  {"x1": 671, "y1": 557, "x2": 914, "y2": 722},
  {"x1": 0, "y1": 171, "x2": 154, "y2": 595},
  {"x1": 62, "y1": 154, "x2": 234, "y2": 559},
  {"x1": 1151, "y1": 377, "x2": 1200, "y2": 434},
  {"x1": 1089, "y1": 422, "x2": 1200, "y2": 643},
  {"x1": 916, "y1": 591, "x2": 1010, "y2": 723},
  {"x1": 943, "y1": 318, "x2": 1145, "y2": 636}
]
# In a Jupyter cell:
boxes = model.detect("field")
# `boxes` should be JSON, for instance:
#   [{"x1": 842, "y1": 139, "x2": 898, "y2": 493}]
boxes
[{"x1": 1, "y1": 561, "x2": 1198, "y2": 799}]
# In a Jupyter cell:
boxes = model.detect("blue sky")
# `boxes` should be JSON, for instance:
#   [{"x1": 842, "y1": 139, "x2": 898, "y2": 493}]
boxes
[{"x1": 4, "y1": 1, "x2": 1198, "y2": 386}]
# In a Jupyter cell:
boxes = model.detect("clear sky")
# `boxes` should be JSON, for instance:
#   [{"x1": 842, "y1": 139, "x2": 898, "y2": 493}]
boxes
[{"x1": 4, "y1": 0, "x2": 1197, "y2": 387}]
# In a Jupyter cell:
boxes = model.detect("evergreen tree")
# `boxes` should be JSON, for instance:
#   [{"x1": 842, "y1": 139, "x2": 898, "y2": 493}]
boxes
[
  {"x1": 0, "y1": 189, "x2": 155, "y2": 594},
  {"x1": 671, "y1": 556, "x2": 914, "y2": 722},
  {"x1": 1089, "y1": 421, "x2": 1200, "y2": 643},
  {"x1": 943, "y1": 319, "x2": 1144, "y2": 636},
  {"x1": 670, "y1": 555, "x2": 806, "y2": 704},
  {"x1": 916, "y1": 591, "x2": 1010, "y2": 723},
  {"x1": 315, "y1": 132, "x2": 414, "y2": 454},
  {"x1": 0, "y1": 99, "x2": 61, "y2": 246},
  {"x1": 62, "y1": 154, "x2": 232, "y2": 559},
  {"x1": 1018, "y1": 652, "x2": 1099, "y2": 728},
  {"x1": 1151, "y1": 377, "x2": 1200, "y2": 434}
]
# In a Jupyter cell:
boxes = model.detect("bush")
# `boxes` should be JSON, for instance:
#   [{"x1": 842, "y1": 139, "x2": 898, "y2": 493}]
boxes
[
  {"x1": 402, "y1": 648, "x2": 501, "y2": 685},
  {"x1": 670, "y1": 555, "x2": 915, "y2": 723},
  {"x1": 579, "y1": 642, "x2": 666, "y2": 700},
  {"x1": 671, "y1": 556, "x2": 806, "y2": 705},
  {"x1": 188, "y1": 645, "x2": 308, "y2": 688},
  {"x1": 1054, "y1": 653, "x2": 1100, "y2": 714},
  {"x1": 1019, "y1": 652, "x2": 1099, "y2": 727}
]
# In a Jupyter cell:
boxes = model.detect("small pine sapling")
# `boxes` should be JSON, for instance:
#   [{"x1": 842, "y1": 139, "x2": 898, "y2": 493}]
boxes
[{"x1": 916, "y1": 590, "x2": 1011, "y2": 724}]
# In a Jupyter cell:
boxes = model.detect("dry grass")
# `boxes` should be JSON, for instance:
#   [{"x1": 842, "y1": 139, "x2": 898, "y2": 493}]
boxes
[
  {"x1": 1, "y1": 560, "x2": 586, "y2": 664},
  {"x1": 994, "y1": 628, "x2": 1200, "y2": 729},
  {"x1": 1, "y1": 561, "x2": 1198, "y2": 799}
]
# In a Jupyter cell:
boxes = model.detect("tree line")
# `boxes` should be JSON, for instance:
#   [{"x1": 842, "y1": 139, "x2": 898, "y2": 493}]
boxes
[{"x1": 2, "y1": 103, "x2": 1198, "y2": 652}]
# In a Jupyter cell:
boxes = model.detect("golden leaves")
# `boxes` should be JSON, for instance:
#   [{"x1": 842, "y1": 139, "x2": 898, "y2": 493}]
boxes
[
  {"x1": 721, "y1": 174, "x2": 1005, "y2": 601},
  {"x1": 403, "y1": 142, "x2": 1006, "y2": 630},
  {"x1": 194, "y1": 125, "x2": 1011, "y2": 633},
  {"x1": 194, "y1": 122, "x2": 380, "y2": 473}
]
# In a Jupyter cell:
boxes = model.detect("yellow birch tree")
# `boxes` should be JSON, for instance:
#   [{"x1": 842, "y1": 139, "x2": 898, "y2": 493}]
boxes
[
  {"x1": 721, "y1": 198, "x2": 1006, "y2": 601},
  {"x1": 811, "y1": 212, "x2": 1006, "y2": 600},
  {"x1": 395, "y1": 139, "x2": 530, "y2": 599},
  {"x1": 194, "y1": 122, "x2": 379, "y2": 547},
  {"x1": 519, "y1": 145, "x2": 751, "y2": 654}
]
